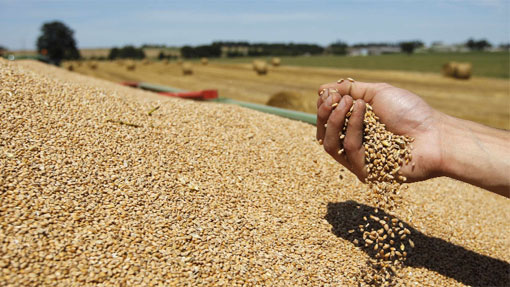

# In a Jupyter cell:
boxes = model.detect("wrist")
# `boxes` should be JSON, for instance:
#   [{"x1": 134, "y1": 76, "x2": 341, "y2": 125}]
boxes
[
  {"x1": 436, "y1": 112, "x2": 459, "y2": 179},
  {"x1": 436, "y1": 112, "x2": 510, "y2": 196}
]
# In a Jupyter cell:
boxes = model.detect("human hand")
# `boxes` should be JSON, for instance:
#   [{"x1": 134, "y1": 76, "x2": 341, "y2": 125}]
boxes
[{"x1": 316, "y1": 80, "x2": 443, "y2": 183}]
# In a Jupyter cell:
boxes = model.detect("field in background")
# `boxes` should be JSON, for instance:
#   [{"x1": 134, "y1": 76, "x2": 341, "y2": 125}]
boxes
[
  {"x1": 78, "y1": 47, "x2": 180, "y2": 59},
  {"x1": 9, "y1": 47, "x2": 180, "y2": 59},
  {"x1": 65, "y1": 59, "x2": 509, "y2": 130},
  {"x1": 221, "y1": 52, "x2": 509, "y2": 79},
  {"x1": 11, "y1": 49, "x2": 507, "y2": 78}
]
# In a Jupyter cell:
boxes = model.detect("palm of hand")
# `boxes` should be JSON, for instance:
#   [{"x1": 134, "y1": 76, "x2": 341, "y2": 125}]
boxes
[{"x1": 369, "y1": 86, "x2": 443, "y2": 181}]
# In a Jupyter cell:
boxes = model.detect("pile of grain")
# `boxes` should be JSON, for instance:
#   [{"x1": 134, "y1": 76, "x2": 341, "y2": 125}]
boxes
[{"x1": 0, "y1": 59, "x2": 509, "y2": 286}]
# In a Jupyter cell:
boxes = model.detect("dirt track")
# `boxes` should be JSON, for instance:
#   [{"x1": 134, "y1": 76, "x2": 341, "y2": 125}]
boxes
[{"x1": 68, "y1": 60, "x2": 509, "y2": 129}]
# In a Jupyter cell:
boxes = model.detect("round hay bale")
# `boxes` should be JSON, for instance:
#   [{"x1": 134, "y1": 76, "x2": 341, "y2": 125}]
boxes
[
  {"x1": 142, "y1": 59, "x2": 151, "y2": 65},
  {"x1": 201, "y1": 58, "x2": 209, "y2": 65},
  {"x1": 116, "y1": 60, "x2": 125, "y2": 66},
  {"x1": 126, "y1": 61, "x2": 136, "y2": 71},
  {"x1": 67, "y1": 64, "x2": 74, "y2": 71},
  {"x1": 182, "y1": 62, "x2": 193, "y2": 75},
  {"x1": 88, "y1": 61, "x2": 98, "y2": 70},
  {"x1": 266, "y1": 91, "x2": 307, "y2": 111},
  {"x1": 271, "y1": 57, "x2": 281, "y2": 67},
  {"x1": 441, "y1": 62, "x2": 456, "y2": 77},
  {"x1": 442, "y1": 61, "x2": 472, "y2": 80},
  {"x1": 454, "y1": 63, "x2": 472, "y2": 79},
  {"x1": 253, "y1": 60, "x2": 268, "y2": 75}
]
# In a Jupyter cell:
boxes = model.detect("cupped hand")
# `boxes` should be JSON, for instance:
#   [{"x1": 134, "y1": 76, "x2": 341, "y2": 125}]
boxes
[{"x1": 316, "y1": 80, "x2": 444, "y2": 183}]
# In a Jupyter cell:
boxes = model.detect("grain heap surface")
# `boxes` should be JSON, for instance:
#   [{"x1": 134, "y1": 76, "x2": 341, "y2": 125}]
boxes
[{"x1": 1, "y1": 59, "x2": 509, "y2": 286}]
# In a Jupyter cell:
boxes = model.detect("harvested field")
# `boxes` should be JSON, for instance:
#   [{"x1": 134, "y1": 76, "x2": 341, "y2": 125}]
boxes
[
  {"x1": 67, "y1": 60, "x2": 509, "y2": 129},
  {"x1": 1, "y1": 59, "x2": 509, "y2": 286},
  {"x1": 221, "y1": 53, "x2": 510, "y2": 79}
]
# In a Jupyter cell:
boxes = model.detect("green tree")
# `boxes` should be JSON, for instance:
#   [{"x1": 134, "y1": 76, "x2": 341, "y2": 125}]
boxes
[
  {"x1": 328, "y1": 41, "x2": 348, "y2": 55},
  {"x1": 399, "y1": 41, "x2": 424, "y2": 55},
  {"x1": 107, "y1": 46, "x2": 145, "y2": 59},
  {"x1": 466, "y1": 38, "x2": 492, "y2": 51},
  {"x1": 36, "y1": 21, "x2": 80, "y2": 65},
  {"x1": 180, "y1": 46, "x2": 195, "y2": 58},
  {"x1": 108, "y1": 47, "x2": 120, "y2": 60},
  {"x1": 0, "y1": 45, "x2": 6, "y2": 57}
]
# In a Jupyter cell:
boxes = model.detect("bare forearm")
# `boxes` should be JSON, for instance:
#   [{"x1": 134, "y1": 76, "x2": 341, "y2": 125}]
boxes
[{"x1": 438, "y1": 113, "x2": 510, "y2": 197}]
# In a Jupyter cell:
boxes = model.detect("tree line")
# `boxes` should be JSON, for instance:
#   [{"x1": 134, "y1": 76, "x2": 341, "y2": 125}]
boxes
[
  {"x1": 158, "y1": 38, "x2": 497, "y2": 58},
  {"x1": 180, "y1": 41, "x2": 325, "y2": 58},
  {"x1": 178, "y1": 41, "x2": 424, "y2": 58},
  {"x1": 12, "y1": 20, "x2": 506, "y2": 65},
  {"x1": 108, "y1": 46, "x2": 145, "y2": 60}
]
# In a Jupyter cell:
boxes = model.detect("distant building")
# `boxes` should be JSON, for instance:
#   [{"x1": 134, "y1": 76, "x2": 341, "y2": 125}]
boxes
[
  {"x1": 428, "y1": 43, "x2": 469, "y2": 53},
  {"x1": 348, "y1": 46, "x2": 401, "y2": 56},
  {"x1": 220, "y1": 45, "x2": 250, "y2": 57},
  {"x1": 349, "y1": 48, "x2": 368, "y2": 56},
  {"x1": 488, "y1": 45, "x2": 509, "y2": 52}
]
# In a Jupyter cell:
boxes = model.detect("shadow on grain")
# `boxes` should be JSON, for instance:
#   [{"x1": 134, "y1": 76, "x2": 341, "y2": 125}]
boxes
[{"x1": 324, "y1": 200, "x2": 510, "y2": 287}]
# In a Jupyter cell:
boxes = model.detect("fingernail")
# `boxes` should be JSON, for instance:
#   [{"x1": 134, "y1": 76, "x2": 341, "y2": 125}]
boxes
[{"x1": 321, "y1": 89, "x2": 329, "y2": 101}]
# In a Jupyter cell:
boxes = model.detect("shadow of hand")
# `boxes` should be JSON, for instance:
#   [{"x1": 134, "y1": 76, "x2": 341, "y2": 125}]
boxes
[{"x1": 324, "y1": 200, "x2": 510, "y2": 286}]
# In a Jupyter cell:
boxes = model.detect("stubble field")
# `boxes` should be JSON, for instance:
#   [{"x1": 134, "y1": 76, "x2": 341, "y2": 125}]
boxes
[{"x1": 67, "y1": 59, "x2": 509, "y2": 129}]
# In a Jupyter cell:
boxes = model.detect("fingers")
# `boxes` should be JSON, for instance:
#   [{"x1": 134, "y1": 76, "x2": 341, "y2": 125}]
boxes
[
  {"x1": 326, "y1": 79, "x2": 390, "y2": 103},
  {"x1": 317, "y1": 83, "x2": 342, "y2": 109},
  {"x1": 316, "y1": 79, "x2": 390, "y2": 182},
  {"x1": 323, "y1": 96, "x2": 353, "y2": 163},
  {"x1": 316, "y1": 89, "x2": 342, "y2": 141},
  {"x1": 343, "y1": 99, "x2": 368, "y2": 181},
  {"x1": 317, "y1": 90, "x2": 368, "y2": 181}
]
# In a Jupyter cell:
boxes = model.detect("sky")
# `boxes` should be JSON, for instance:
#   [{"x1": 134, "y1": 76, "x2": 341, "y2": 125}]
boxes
[{"x1": 1, "y1": 0, "x2": 509, "y2": 50}]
